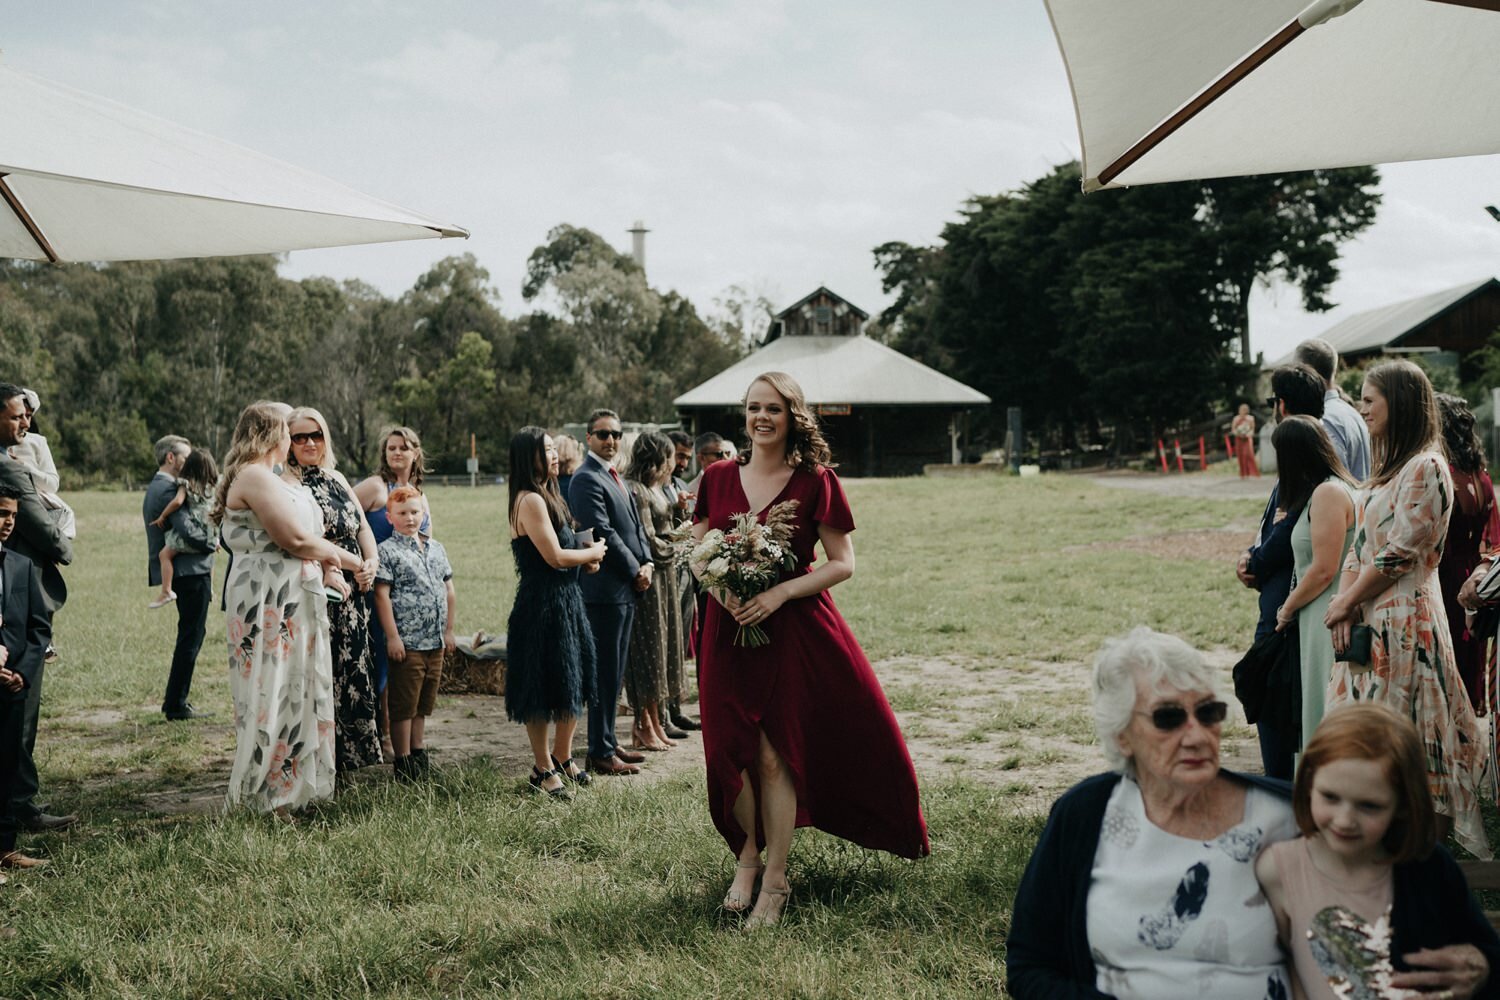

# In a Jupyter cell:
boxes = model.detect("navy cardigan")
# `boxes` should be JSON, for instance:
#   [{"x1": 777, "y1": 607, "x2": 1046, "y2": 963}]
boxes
[{"x1": 1005, "y1": 771, "x2": 1500, "y2": 999}]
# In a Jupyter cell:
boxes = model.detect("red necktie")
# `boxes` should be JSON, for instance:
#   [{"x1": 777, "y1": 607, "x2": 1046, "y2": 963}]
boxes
[{"x1": 609, "y1": 467, "x2": 623, "y2": 490}]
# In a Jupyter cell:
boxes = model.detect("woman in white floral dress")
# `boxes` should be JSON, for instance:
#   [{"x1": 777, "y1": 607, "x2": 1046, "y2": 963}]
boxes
[
  {"x1": 1324, "y1": 360, "x2": 1490, "y2": 858},
  {"x1": 213, "y1": 401, "x2": 363, "y2": 814}
]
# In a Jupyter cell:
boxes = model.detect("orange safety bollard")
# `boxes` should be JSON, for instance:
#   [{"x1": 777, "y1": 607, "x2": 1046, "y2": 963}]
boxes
[
  {"x1": 1157, "y1": 440, "x2": 1169, "y2": 473},
  {"x1": 1224, "y1": 434, "x2": 1234, "y2": 461},
  {"x1": 1174, "y1": 438, "x2": 1185, "y2": 473},
  {"x1": 1198, "y1": 436, "x2": 1207, "y2": 471}
]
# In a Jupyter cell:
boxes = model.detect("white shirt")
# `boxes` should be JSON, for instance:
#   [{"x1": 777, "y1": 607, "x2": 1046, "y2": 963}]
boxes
[{"x1": 1086, "y1": 777, "x2": 1296, "y2": 999}]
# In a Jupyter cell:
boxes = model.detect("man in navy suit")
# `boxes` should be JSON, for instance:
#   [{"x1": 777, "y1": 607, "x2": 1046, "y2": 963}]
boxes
[
  {"x1": 0, "y1": 483, "x2": 54, "y2": 871},
  {"x1": 569, "y1": 409, "x2": 654, "y2": 776}
]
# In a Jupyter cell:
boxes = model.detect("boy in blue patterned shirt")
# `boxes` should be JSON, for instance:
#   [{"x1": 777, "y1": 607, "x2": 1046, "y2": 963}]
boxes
[{"x1": 374, "y1": 486, "x2": 456, "y2": 781}]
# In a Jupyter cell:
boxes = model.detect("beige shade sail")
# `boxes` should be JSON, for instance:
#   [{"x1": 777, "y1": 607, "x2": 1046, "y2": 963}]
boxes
[
  {"x1": 0, "y1": 63, "x2": 468, "y2": 262},
  {"x1": 1045, "y1": 0, "x2": 1500, "y2": 190}
]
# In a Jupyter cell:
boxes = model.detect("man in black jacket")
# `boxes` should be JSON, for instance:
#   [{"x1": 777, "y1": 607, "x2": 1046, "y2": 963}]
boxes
[
  {"x1": 1234, "y1": 364, "x2": 1327, "y2": 780},
  {"x1": 0, "y1": 383, "x2": 74, "y2": 832}
]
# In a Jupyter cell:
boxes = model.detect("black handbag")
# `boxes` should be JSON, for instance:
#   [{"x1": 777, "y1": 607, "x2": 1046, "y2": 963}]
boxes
[{"x1": 1233, "y1": 627, "x2": 1302, "y2": 740}]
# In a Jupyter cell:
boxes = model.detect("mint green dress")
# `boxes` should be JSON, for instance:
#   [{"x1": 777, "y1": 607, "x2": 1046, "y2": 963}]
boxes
[{"x1": 1290, "y1": 477, "x2": 1356, "y2": 750}]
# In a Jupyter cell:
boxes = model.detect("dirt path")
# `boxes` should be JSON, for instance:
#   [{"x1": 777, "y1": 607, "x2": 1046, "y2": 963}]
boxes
[
  {"x1": 64, "y1": 472, "x2": 1275, "y2": 818},
  {"x1": 1085, "y1": 468, "x2": 1274, "y2": 502},
  {"x1": 99, "y1": 650, "x2": 1263, "y2": 818}
]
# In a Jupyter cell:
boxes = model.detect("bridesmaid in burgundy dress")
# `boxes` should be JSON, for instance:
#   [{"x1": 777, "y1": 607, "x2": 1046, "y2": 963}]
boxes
[{"x1": 692, "y1": 372, "x2": 929, "y2": 930}]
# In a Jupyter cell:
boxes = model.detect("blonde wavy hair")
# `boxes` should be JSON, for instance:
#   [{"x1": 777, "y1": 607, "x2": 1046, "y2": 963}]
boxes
[
  {"x1": 211, "y1": 400, "x2": 291, "y2": 525},
  {"x1": 737, "y1": 371, "x2": 834, "y2": 474},
  {"x1": 286, "y1": 406, "x2": 337, "y2": 472}
]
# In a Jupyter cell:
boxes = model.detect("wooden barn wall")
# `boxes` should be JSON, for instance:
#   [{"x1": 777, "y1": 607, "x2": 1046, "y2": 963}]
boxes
[{"x1": 1344, "y1": 288, "x2": 1500, "y2": 373}]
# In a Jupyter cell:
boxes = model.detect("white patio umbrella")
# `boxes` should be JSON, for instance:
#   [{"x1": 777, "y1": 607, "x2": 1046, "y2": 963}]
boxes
[
  {"x1": 1045, "y1": 0, "x2": 1500, "y2": 191},
  {"x1": 0, "y1": 63, "x2": 467, "y2": 262}
]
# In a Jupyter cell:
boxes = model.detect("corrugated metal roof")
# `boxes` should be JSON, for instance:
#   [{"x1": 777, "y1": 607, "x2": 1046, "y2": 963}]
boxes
[
  {"x1": 1267, "y1": 277, "x2": 1497, "y2": 368},
  {"x1": 673, "y1": 335, "x2": 991, "y2": 407}
]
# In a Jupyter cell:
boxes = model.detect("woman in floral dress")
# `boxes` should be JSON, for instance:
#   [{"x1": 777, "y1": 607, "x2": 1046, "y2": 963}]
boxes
[
  {"x1": 287, "y1": 406, "x2": 382, "y2": 773},
  {"x1": 214, "y1": 401, "x2": 363, "y2": 815},
  {"x1": 1324, "y1": 360, "x2": 1490, "y2": 858}
]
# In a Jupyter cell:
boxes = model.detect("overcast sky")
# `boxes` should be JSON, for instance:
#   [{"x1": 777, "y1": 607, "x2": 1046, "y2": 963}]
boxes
[{"x1": 7, "y1": 0, "x2": 1499, "y2": 363}]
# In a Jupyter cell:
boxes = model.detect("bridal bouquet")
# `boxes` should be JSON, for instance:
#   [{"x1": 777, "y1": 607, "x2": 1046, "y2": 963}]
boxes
[{"x1": 690, "y1": 499, "x2": 799, "y2": 647}]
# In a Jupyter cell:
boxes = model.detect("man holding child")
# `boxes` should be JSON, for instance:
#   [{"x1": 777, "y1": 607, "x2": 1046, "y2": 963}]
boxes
[
  {"x1": 143, "y1": 435, "x2": 218, "y2": 722},
  {"x1": 0, "y1": 383, "x2": 73, "y2": 833}
]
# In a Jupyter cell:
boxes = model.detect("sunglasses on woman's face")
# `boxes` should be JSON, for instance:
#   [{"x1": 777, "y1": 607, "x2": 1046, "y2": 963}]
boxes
[
  {"x1": 1137, "y1": 700, "x2": 1228, "y2": 732},
  {"x1": 290, "y1": 431, "x2": 325, "y2": 445}
]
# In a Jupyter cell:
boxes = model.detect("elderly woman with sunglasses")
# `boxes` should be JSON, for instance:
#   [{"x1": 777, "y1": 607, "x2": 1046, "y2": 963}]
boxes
[{"x1": 1007, "y1": 627, "x2": 1298, "y2": 1000}]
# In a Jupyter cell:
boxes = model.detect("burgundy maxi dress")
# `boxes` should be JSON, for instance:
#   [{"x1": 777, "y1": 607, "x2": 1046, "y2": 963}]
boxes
[
  {"x1": 1439, "y1": 465, "x2": 1500, "y2": 713},
  {"x1": 695, "y1": 461, "x2": 930, "y2": 860}
]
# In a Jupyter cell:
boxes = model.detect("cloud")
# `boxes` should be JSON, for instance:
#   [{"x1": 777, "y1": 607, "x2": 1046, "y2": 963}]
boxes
[
  {"x1": 584, "y1": 0, "x2": 788, "y2": 69},
  {"x1": 12, "y1": 35, "x2": 245, "y2": 133},
  {"x1": 366, "y1": 31, "x2": 572, "y2": 109}
]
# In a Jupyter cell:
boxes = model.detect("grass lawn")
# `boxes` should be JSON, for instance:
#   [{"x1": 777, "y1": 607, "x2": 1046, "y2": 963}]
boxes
[{"x1": 3, "y1": 475, "x2": 1265, "y2": 998}]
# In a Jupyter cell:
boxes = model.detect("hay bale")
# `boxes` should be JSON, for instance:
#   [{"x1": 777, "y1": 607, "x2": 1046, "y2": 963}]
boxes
[{"x1": 440, "y1": 632, "x2": 507, "y2": 695}]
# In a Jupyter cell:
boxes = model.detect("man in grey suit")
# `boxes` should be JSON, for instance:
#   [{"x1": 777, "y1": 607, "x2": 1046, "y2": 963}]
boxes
[
  {"x1": 0, "y1": 383, "x2": 73, "y2": 831},
  {"x1": 143, "y1": 435, "x2": 217, "y2": 721}
]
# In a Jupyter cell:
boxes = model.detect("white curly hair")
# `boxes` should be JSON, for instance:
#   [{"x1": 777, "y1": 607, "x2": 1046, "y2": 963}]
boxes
[{"x1": 1092, "y1": 626, "x2": 1221, "y2": 776}]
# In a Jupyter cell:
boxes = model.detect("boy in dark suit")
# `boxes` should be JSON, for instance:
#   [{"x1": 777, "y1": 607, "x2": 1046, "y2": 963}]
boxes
[
  {"x1": 568, "y1": 409, "x2": 654, "y2": 776},
  {"x1": 0, "y1": 483, "x2": 53, "y2": 870}
]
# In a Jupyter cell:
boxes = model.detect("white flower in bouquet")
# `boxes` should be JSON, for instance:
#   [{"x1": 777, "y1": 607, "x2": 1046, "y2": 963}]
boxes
[{"x1": 694, "y1": 500, "x2": 800, "y2": 647}]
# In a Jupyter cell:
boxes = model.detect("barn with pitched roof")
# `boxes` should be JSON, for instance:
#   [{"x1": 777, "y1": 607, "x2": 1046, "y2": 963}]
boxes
[
  {"x1": 674, "y1": 287, "x2": 990, "y2": 476},
  {"x1": 1267, "y1": 277, "x2": 1500, "y2": 376}
]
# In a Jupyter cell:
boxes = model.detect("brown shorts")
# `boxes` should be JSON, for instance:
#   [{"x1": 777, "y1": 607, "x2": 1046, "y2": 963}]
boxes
[{"x1": 388, "y1": 648, "x2": 444, "y2": 721}]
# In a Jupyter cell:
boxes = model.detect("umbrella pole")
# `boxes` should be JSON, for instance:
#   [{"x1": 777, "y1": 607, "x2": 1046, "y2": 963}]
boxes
[
  {"x1": 1098, "y1": 20, "x2": 1305, "y2": 187},
  {"x1": 0, "y1": 175, "x2": 59, "y2": 263}
]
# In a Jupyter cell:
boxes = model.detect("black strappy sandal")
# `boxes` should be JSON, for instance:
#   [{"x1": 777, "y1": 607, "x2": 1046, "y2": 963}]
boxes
[
  {"x1": 529, "y1": 765, "x2": 572, "y2": 800},
  {"x1": 551, "y1": 754, "x2": 593, "y2": 787}
]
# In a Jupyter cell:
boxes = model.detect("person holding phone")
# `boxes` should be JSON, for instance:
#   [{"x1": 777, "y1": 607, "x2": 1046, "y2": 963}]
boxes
[
  {"x1": 1323, "y1": 360, "x2": 1489, "y2": 858},
  {"x1": 505, "y1": 427, "x2": 605, "y2": 797}
]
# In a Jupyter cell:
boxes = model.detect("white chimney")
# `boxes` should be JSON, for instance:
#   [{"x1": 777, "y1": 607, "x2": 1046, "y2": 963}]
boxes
[{"x1": 627, "y1": 219, "x2": 649, "y2": 272}]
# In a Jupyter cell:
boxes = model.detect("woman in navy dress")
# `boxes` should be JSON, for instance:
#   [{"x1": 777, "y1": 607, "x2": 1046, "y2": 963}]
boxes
[
  {"x1": 692, "y1": 372, "x2": 929, "y2": 930},
  {"x1": 505, "y1": 427, "x2": 605, "y2": 797}
]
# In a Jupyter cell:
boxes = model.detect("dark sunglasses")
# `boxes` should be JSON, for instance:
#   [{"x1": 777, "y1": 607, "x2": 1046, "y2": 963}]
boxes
[
  {"x1": 591, "y1": 429, "x2": 623, "y2": 440},
  {"x1": 709, "y1": 450, "x2": 731, "y2": 459},
  {"x1": 290, "y1": 431, "x2": 325, "y2": 445},
  {"x1": 1137, "y1": 700, "x2": 1228, "y2": 732},
  {"x1": 1264, "y1": 396, "x2": 1279, "y2": 410}
]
